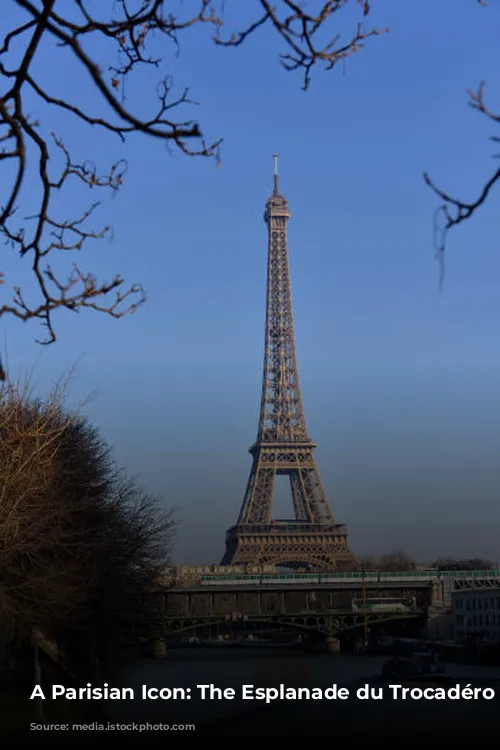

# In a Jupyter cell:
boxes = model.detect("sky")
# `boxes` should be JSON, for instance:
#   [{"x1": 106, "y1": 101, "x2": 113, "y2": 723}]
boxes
[{"x1": 2, "y1": 1, "x2": 500, "y2": 565}]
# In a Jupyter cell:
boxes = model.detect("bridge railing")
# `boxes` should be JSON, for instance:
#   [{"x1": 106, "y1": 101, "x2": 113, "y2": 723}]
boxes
[{"x1": 196, "y1": 569, "x2": 500, "y2": 587}]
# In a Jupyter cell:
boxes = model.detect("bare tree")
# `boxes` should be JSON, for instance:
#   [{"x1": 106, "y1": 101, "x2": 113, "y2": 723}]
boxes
[
  {"x1": 425, "y1": 81, "x2": 499, "y2": 279},
  {"x1": 359, "y1": 555, "x2": 378, "y2": 571},
  {"x1": 380, "y1": 550, "x2": 415, "y2": 571},
  {"x1": 0, "y1": 0, "x2": 385, "y2": 348},
  {"x1": 419, "y1": 0, "x2": 495, "y2": 279},
  {"x1": 0, "y1": 373, "x2": 175, "y2": 676},
  {"x1": 434, "y1": 556, "x2": 494, "y2": 571},
  {"x1": 360, "y1": 550, "x2": 415, "y2": 572},
  {"x1": 0, "y1": 376, "x2": 92, "y2": 634},
  {"x1": 0, "y1": 1, "x2": 494, "y2": 357}
]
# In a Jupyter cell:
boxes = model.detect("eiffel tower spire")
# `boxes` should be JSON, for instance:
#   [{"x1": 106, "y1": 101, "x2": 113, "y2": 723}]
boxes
[
  {"x1": 273, "y1": 153, "x2": 279, "y2": 193},
  {"x1": 221, "y1": 158, "x2": 356, "y2": 571},
  {"x1": 255, "y1": 154, "x2": 309, "y2": 449}
]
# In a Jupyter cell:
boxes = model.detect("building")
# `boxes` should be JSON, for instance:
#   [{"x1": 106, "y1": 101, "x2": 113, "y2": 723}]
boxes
[{"x1": 452, "y1": 587, "x2": 500, "y2": 643}]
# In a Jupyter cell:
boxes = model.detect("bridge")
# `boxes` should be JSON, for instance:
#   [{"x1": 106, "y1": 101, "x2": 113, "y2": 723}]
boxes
[
  {"x1": 159, "y1": 569, "x2": 500, "y2": 639},
  {"x1": 169, "y1": 568, "x2": 500, "y2": 601},
  {"x1": 161, "y1": 609, "x2": 424, "y2": 639},
  {"x1": 162, "y1": 578, "x2": 427, "y2": 639}
]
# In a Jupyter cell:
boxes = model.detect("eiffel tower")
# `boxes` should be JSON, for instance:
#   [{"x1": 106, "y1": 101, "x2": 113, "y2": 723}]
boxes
[{"x1": 222, "y1": 157, "x2": 357, "y2": 572}]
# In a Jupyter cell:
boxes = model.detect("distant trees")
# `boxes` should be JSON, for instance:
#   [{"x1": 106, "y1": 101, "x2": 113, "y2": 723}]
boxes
[
  {"x1": 360, "y1": 550, "x2": 416, "y2": 572},
  {"x1": 0, "y1": 375, "x2": 175, "y2": 675},
  {"x1": 434, "y1": 557, "x2": 495, "y2": 571},
  {"x1": 358, "y1": 553, "x2": 496, "y2": 573}
]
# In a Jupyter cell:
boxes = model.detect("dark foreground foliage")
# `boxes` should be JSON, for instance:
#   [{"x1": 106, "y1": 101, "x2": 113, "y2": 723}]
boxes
[{"x1": 0, "y1": 375, "x2": 174, "y2": 675}]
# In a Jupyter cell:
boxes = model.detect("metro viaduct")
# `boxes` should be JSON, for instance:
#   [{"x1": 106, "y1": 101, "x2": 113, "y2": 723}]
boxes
[{"x1": 160, "y1": 581, "x2": 430, "y2": 638}]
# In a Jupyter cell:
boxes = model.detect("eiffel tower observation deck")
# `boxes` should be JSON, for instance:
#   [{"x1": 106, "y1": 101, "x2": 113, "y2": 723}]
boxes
[{"x1": 221, "y1": 157, "x2": 357, "y2": 572}]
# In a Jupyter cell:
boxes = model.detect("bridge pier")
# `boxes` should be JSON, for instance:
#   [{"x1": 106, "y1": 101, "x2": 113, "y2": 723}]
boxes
[
  {"x1": 149, "y1": 639, "x2": 167, "y2": 659},
  {"x1": 431, "y1": 580, "x2": 444, "y2": 608},
  {"x1": 325, "y1": 636, "x2": 341, "y2": 654}
]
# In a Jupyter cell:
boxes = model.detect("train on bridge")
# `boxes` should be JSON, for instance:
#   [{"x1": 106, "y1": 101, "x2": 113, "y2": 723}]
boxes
[{"x1": 199, "y1": 569, "x2": 500, "y2": 587}]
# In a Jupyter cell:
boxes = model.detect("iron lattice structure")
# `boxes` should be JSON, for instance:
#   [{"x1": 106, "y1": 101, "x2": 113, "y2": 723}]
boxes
[{"x1": 222, "y1": 158, "x2": 356, "y2": 572}]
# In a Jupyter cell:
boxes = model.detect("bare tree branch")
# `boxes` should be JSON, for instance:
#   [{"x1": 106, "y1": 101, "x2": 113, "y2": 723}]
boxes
[
  {"x1": 0, "y1": 1, "x2": 385, "y2": 344},
  {"x1": 424, "y1": 1, "x2": 495, "y2": 276},
  {"x1": 215, "y1": 0, "x2": 388, "y2": 90}
]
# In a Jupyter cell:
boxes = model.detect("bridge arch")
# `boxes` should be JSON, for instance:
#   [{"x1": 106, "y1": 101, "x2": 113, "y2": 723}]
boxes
[
  {"x1": 163, "y1": 612, "x2": 423, "y2": 640},
  {"x1": 165, "y1": 617, "x2": 330, "y2": 638}
]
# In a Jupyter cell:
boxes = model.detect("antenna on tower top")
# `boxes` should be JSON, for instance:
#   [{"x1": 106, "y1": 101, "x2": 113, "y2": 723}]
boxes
[{"x1": 272, "y1": 154, "x2": 279, "y2": 192}]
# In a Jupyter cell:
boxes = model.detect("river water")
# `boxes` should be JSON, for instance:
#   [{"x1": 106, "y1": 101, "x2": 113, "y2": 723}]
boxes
[{"x1": 103, "y1": 648, "x2": 500, "y2": 735}]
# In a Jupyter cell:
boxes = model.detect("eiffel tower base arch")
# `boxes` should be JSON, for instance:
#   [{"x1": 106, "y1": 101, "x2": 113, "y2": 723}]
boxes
[{"x1": 222, "y1": 523, "x2": 358, "y2": 572}]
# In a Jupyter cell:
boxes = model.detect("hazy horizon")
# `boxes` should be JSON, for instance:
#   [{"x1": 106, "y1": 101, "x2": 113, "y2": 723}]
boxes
[{"x1": 3, "y1": 1, "x2": 500, "y2": 566}]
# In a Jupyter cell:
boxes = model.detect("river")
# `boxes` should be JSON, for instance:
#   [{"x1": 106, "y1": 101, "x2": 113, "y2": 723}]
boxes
[{"x1": 103, "y1": 648, "x2": 500, "y2": 735}]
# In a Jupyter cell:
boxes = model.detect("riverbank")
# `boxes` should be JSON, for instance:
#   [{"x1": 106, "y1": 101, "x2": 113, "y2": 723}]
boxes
[
  {"x1": 4, "y1": 648, "x2": 500, "y2": 739},
  {"x1": 110, "y1": 649, "x2": 500, "y2": 735},
  {"x1": 7, "y1": 680, "x2": 500, "y2": 740},
  {"x1": 201, "y1": 676, "x2": 500, "y2": 736}
]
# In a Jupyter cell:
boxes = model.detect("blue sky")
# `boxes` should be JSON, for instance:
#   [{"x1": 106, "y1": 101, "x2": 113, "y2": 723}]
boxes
[{"x1": 3, "y1": 1, "x2": 500, "y2": 564}]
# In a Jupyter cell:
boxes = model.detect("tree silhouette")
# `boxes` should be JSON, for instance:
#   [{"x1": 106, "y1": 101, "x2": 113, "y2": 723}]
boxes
[
  {"x1": 360, "y1": 550, "x2": 415, "y2": 572},
  {"x1": 0, "y1": 373, "x2": 175, "y2": 673}
]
